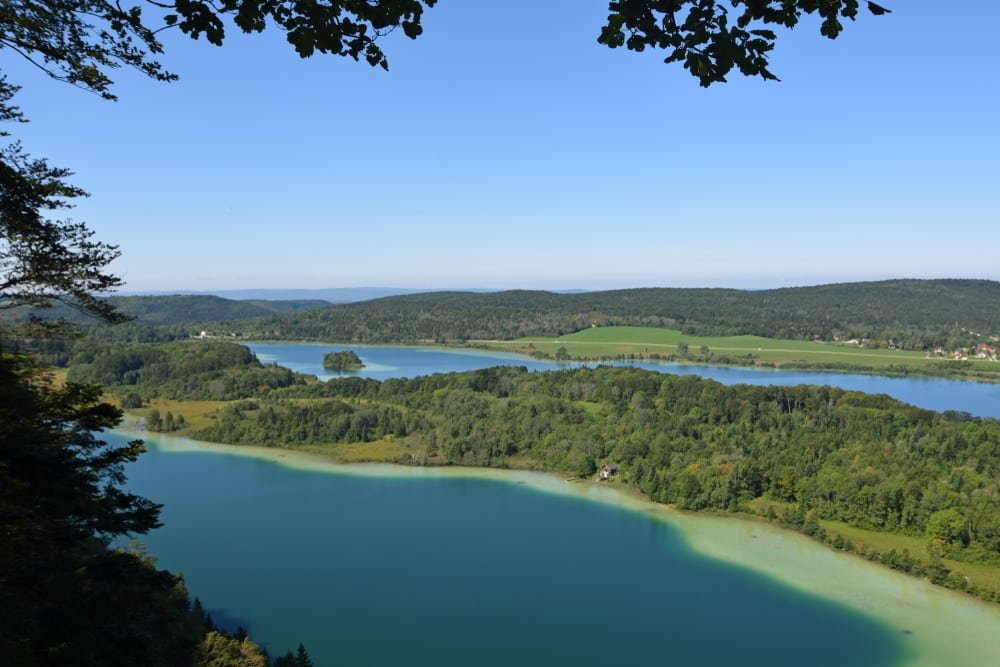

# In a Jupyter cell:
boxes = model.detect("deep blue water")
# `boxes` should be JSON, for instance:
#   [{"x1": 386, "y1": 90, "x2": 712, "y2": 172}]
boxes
[
  {"x1": 248, "y1": 342, "x2": 1000, "y2": 418},
  {"x1": 120, "y1": 434, "x2": 908, "y2": 667}
]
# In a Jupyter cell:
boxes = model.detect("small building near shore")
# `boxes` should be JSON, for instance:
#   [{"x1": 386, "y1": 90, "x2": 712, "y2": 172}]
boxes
[{"x1": 600, "y1": 463, "x2": 619, "y2": 480}]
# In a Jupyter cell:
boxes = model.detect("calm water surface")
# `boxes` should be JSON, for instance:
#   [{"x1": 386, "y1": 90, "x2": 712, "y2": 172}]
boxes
[
  {"x1": 248, "y1": 342, "x2": 1000, "y2": 418},
  {"x1": 121, "y1": 433, "x2": 907, "y2": 667}
]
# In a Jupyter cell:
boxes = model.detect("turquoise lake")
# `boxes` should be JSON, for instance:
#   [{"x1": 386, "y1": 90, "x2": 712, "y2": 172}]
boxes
[
  {"x1": 117, "y1": 343, "x2": 1000, "y2": 665},
  {"x1": 122, "y1": 433, "x2": 907, "y2": 667}
]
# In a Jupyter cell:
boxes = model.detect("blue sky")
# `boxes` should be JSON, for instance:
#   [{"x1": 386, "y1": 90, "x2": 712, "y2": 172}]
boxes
[{"x1": 7, "y1": 1, "x2": 999, "y2": 291}]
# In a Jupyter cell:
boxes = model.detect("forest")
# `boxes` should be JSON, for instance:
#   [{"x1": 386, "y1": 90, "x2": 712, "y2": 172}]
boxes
[
  {"x1": 75, "y1": 341, "x2": 1000, "y2": 603},
  {"x1": 224, "y1": 279, "x2": 1000, "y2": 349},
  {"x1": 67, "y1": 341, "x2": 305, "y2": 400},
  {"x1": 8, "y1": 294, "x2": 332, "y2": 326}
]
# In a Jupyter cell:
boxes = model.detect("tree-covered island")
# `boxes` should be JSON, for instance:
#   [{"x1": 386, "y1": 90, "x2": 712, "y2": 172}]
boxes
[{"x1": 322, "y1": 350, "x2": 365, "y2": 371}]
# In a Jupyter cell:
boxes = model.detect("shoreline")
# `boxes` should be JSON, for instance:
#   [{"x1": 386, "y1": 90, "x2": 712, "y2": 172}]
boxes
[
  {"x1": 239, "y1": 338, "x2": 1000, "y2": 385},
  {"x1": 456, "y1": 341, "x2": 1000, "y2": 385},
  {"x1": 118, "y1": 420, "x2": 1000, "y2": 667}
]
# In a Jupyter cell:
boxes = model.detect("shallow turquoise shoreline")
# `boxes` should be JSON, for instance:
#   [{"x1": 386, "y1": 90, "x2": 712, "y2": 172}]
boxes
[{"x1": 119, "y1": 421, "x2": 1000, "y2": 667}]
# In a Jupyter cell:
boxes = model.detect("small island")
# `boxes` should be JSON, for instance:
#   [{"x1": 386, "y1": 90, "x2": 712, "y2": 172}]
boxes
[{"x1": 323, "y1": 349, "x2": 365, "y2": 371}]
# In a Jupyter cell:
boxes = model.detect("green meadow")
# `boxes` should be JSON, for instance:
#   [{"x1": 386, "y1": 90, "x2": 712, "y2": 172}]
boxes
[
  {"x1": 745, "y1": 499, "x2": 1000, "y2": 594},
  {"x1": 473, "y1": 326, "x2": 999, "y2": 374}
]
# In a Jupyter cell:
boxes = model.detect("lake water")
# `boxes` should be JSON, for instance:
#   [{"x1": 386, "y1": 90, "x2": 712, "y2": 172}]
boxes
[
  {"x1": 248, "y1": 342, "x2": 1000, "y2": 418},
  {"x1": 122, "y1": 432, "x2": 909, "y2": 667}
]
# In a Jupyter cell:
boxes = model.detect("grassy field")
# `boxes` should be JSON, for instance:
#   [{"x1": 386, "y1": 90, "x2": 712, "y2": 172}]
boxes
[
  {"x1": 818, "y1": 521, "x2": 1000, "y2": 592},
  {"x1": 124, "y1": 398, "x2": 418, "y2": 464},
  {"x1": 48, "y1": 368, "x2": 69, "y2": 387},
  {"x1": 745, "y1": 498, "x2": 1000, "y2": 595},
  {"x1": 299, "y1": 438, "x2": 413, "y2": 463},
  {"x1": 139, "y1": 398, "x2": 229, "y2": 430},
  {"x1": 473, "y1": 325, "x2": 999, "y2": 373}
]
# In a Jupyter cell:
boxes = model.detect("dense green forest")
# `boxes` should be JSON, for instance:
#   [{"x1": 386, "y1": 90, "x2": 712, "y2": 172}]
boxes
[
  {"x1": 183, "y1": 279, "x2": 1000, "y2": 350},
  {"x1": 11, "y1": 294, "x2": 332, "y2": 326},
  {"x1": 68, "y1": 341, "x2": 305, "y2": 400},
  {"x1": 82, "y1": 341, "x2": 1000, "y2": 602}
]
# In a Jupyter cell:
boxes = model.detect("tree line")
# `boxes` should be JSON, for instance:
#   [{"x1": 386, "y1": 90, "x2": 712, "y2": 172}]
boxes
[
  {"x1": 67, "y1": 279, "x2": 999, "y2": 351},
  {"x1": 67, "y1": 341, "x2": 305, "y2": 401}
]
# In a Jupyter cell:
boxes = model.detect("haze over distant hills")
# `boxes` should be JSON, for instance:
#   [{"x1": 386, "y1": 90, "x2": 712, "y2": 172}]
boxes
[
  {"x1": 119, "y1": 287, "x2": 492, "y2": 303},
  {"x1": 120, "y1": 287, "x2": 596, "y2": 303}
]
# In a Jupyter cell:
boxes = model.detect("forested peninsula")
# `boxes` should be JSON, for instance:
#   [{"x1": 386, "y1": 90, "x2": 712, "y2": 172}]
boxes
[{"x1": 69, "y1": 340, "x2": 1000, "y2": 604}]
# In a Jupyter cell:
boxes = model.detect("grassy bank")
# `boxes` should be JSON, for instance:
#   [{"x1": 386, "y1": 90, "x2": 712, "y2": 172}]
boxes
[
  {"x1": 745, "y1": 499, "x2": 1000, "y2": 596},
  {"x1": 466, "y1": 326, "x2": 1000, "y2": 381}
]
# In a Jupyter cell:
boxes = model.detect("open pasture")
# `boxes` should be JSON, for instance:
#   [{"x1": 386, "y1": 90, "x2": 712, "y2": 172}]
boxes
[{"x1": 477, "y1": 326, "x2": 991, "y2": 370}]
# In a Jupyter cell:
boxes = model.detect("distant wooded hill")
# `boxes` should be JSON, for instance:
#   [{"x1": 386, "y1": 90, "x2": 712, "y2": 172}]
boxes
[
  {"x1": 122, "y1": 286, "x2": 435, "y2": 303},
  {"x1": 10, "y1": 279, "x2": 999, "y2": 352},
  {"x1": 231, "y1": 279, "x2": 1000, "y2": 350},
  {"x1": 13, "y1": 294, "x2": 332, "y2": 326}
]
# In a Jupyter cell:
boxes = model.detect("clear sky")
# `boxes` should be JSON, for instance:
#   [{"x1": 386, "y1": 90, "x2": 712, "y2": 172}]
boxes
[{"x1": 6, "y1": 1, "x2": 999, "y2": 292}]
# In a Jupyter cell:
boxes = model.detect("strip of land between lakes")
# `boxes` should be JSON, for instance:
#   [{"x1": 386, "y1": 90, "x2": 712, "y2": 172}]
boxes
[{"x1": 458, "y1": 339, "x2": 1000, "y2": 383}]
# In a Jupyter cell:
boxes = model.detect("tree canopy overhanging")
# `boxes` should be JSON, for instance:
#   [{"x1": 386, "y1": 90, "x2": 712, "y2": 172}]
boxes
[
  {"x1": 0, "y1": 1, "x2": 891, "y2": 99},
  {"x1": 598, "y1": 0, "x2": 891, "y2": 85}
]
